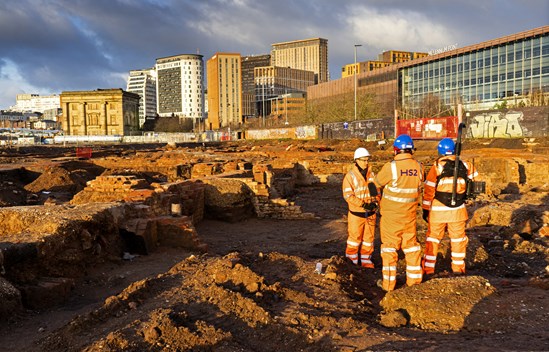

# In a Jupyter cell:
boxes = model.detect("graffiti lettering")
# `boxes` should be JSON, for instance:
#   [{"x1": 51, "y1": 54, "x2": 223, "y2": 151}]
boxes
[{"x1": 469, "y1": 111, "x2": 524, "y2": 138}]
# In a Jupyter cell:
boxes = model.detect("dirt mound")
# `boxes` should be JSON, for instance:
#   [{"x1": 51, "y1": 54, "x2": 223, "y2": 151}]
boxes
[
  {"x1": 24, "y1": 162, "x2": 103, "y2": 195},
  {"x1": 36, "y1": 252, "x2": 377, "y2": 351}
]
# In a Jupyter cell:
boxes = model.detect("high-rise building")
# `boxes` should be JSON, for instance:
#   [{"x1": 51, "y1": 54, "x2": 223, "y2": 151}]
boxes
[
  {"x1": 155, "y1": 54, "x2": 204, "y2": 122},
  {"x1": 126, "y1": 68, "x2": 157, "y2": 128},
  {"x1": 254, "y1": 66, "x2": 315, "y2": 118},
  {"x1": 271, "y1": 38, "x2": 328, "y2": 84},
  {"x1": 207, "y1": 53, "x2": 242, "y2": 130},
  {"x1": 378, "y1": 50, "x2": 428, "y2": 63},
  {"x1": 241, "y1": 55, "x2": 271, "y2": 118}
]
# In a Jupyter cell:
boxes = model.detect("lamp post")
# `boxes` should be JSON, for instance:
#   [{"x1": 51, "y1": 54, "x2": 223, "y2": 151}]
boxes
[{"x1": 354, "y1": 44, "x2": 362, "y2": 121}]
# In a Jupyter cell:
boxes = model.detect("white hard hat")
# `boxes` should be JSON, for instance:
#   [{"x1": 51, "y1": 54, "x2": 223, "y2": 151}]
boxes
[{"x1": 354, "y1": 147, "x2": 370, "y2": 159}]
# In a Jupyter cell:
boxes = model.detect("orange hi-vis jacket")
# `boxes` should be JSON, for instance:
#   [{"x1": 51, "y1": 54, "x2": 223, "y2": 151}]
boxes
[
  {"x1": 375, "y1": 153, "x2": 424, "y2": 215},
  {"x1": 342, "y1": 164, "x2": 379, "y2": 267},
  {"x1": 342, "y1": 164, "x2": 378, "y2": 213},
  {"x1": 374, "y1": 153, "x2": 424, "y2": 291},
  {"x1": 422, "y1": 155, "x2": 478, "y2": 223}
]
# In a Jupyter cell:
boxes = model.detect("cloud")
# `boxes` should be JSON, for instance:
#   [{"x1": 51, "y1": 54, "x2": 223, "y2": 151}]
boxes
[{"x1": 346, "y1": 5, "x2": 457, "y2": 54}]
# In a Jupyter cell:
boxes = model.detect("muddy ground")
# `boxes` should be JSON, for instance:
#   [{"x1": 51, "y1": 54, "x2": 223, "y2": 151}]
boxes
[{"x1": 0, "y1": 138, "x2": 548, "y2": 351}]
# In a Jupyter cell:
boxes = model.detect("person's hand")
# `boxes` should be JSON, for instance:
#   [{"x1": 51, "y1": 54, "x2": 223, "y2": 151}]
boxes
[
  {"x1": 362, "y1": 202, "x2": 378, "y2": 212},
  {"x1": 422, "y1": 209, "x2": 430, "y2": 222}
]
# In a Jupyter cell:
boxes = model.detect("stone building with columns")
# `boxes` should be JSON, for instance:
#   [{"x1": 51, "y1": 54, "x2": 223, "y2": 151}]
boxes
[{"x1": 60, "y1": 89, "x2": 140, "y2": 136}]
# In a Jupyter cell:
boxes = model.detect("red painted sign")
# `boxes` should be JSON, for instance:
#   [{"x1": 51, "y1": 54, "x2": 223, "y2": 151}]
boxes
[{"x1": 396, "y1": 116, "x2": 459, "y2": 139}]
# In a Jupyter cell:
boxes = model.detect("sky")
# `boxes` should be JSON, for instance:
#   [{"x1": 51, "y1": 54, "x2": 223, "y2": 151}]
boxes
[{"x1": 0, "y1": 0, "x2": 547, "y2": 110}]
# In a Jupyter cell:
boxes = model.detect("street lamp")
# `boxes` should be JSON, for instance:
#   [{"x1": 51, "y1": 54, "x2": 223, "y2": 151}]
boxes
[{"x1": 354, "y1": 44, "x2": 362, "y2": 121}]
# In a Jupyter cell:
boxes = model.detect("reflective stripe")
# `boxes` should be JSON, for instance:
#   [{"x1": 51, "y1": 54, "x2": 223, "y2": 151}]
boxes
[
  {"x1": 438, "y1": 178, "x2": 466, "y2": 186},
  {"x1": 407, "y1": 273, "x2": 423, "y2": 279},
  {"x1": 431, "y1": 204, "x2": 466, "y2": 211},
  {"x1": 383, "y1": 194, "x2": 418, "y2": 203},
  {"x1": 381, "y1": 248, "x2": 397, "y2": 253},
  {"x1": 426, "y1": 237, "x2": 440, "y2": 243},
  {"x1": 343, "y1": 187, "x2": 353, "y2": 192},
  {"x1": 452, "y1": 252, "x2": 466, "y2": 258},
  {"x1": 425, "y1": 255, "x2": 437, "y2": 261},
  {"x1": 362, "y1": 259, "x2": 373, "y2": 264},
  {"x1": 347, "y1": 240, "x2": 360, "y2": 247},
  {"x1": 382, "y1": 266, "x2": 397, "y2": 271},
  {"x1": 424, "y1": 261, "x2": 435, "y2": 268},
  {"x1": 383, "y1": 275, "x2": 396, "y2": 281},
  {"x1": 470, "y1": 171, "x2": 479, "y2": 178},
  {"x1": 452, "y1": 260, "x2": 465, "y2": 265},
  {"x1": 346, "y1": 253, "x2": 358, "y2": 259},
  {"x1": 387, "y1": 186, "x2": 418, "y2": 194},
  {"x1": 360, "y1": 254, "x2": 371, "y2": 259},
  {"x1": 423, "y1": 200, "x2": 431, "y2": 206},
  {"x1": 362, "y1": 241, "x2": 373, "y2": 246},
  {"x1": 425, "y1": 180, "x2": 437, "y2": 187},
  {"x1": 403, "y1": 245, "x2": 421, "y2": 253},
  {"x1": 451, "y1": 237, "x2": 468, "y2": 243},
  {"x1": 407, "y1": 265, "x2": 422, "y2": 271}
]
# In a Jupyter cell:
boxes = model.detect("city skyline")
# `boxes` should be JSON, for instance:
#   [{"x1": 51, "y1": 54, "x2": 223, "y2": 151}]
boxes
[{"x1": 0, "y1": 0, "x2": 547, "y2": 109}]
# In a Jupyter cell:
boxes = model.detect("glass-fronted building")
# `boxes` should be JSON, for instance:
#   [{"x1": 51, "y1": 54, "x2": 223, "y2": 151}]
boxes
[{"x1": 401, "y1": 26, "x2": 548, "y2": 112}]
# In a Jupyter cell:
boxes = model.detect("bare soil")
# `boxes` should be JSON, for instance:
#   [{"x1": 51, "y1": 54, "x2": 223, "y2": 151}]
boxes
[{"x1": 0, "y1": 139, "x2": 547, "y2": 352}]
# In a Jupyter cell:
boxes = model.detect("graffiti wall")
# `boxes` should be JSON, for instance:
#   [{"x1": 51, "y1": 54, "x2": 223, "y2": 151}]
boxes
[
  {"x1": 245, "y1": 125, "x2": 317, "y2": 140},
  {"x1": 319, "y1": 117, "x2": 394, "y2": 140},
  {"x1": 464, "y1": 107, "x2": 548, "y2": 138}
]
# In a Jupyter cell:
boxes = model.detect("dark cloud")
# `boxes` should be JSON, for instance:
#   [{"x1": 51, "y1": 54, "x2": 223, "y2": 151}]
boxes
[{"x1": 0, "y1": 0, "x2": 547, "y2": 108}]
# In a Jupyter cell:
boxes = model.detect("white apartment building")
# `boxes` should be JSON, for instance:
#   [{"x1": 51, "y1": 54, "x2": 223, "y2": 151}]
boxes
[
  {"x1": 10, "y1": 94, "x2": 61, "y2": 116},
  {"x1": 155, "y1": 54, "x2": 204, "y2": 121},
  {"x1": 126, "y1": 68, "x2": 157, "y2": 128}
]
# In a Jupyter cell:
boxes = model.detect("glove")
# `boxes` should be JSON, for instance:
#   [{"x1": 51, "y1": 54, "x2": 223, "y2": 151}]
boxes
[
  {"x1": 422, "y1": 209, "x2": 430, "y2": 222},
  {"x1": 362, "y1": 202, "x2": 378, "y2": 212}
]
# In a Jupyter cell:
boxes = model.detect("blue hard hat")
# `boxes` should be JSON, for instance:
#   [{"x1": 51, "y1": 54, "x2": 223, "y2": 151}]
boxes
[
  {"x1": 437, "y1": 138, "x2": 455, "y2": 155},
  {"x1": 393, "y1": 134, "x2": 414, "y2": 150}
]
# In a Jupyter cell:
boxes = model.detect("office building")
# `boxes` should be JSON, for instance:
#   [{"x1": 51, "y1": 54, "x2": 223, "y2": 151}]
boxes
[
  {"x1": 255, "y1": 66, "x2": 315, "y2": 117},
  {"x1": 308, "y1": 26, "x2": 549, "y2": 117},
  {"x1": 60, "y1": 89, "x2": 140, "y2": 136},
  {"x1": 155, "y1": 54, "x2": 204, "y2": 122},
  {"x1": 126, "y1": 68, "x2": 157, "y2": 128},
  {"x1": 271, "y1": 38, "x2": 328, "y2": 84},
  {"x1": 207, "y1": 53, "x2": 242, "y2": 130},
  {"x1": 242, "y1": 55, "x2": 271, "y2": 118},
  {"x1": 10, "y1": 94, "x2": 61, "y2": 115}
]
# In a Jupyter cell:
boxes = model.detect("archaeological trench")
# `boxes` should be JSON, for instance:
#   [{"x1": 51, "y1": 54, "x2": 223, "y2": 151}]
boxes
[{"x1": 0, "y1": 138, "x2": 547, "y2": 351}]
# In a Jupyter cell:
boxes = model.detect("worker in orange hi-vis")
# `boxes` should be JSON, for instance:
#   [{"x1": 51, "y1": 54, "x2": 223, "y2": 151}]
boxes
[
  {"x1": 342, "y1": 148, "x2": 380, "y2": 268},
  {"x1": 374, "y1": 134, "x2": 424, "y2": 291},
  {"x1": 422, "y1": 137, "x2": 478, "y2": 275}
]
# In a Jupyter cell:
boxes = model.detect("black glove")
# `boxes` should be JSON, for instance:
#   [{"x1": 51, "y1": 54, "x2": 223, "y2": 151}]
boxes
[
  {"x1": 422, "y1": 209, "x2": 430, "y2": 222},
  {"x1": 362, "y1": 202, "x2": 378, "y2": 212}
]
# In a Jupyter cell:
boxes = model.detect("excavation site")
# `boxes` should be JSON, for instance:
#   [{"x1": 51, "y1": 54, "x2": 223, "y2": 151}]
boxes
[{"x1": 0, "y1": 137, "x2": 548, "y2": 351}]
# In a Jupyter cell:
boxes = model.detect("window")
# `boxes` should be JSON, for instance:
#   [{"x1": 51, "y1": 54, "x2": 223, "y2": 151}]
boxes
[
  {"x1": 471, "y1": 61, "x2": 477, "y2": 69},
  {"x1": 485, "y1": 57, "x2": 491, "y2": 66},
  {"x1": 471, "y1": 78, "x2": 476, "y2": 85},
  {"x1": 492, "y1": 56, "x2": 498, "y2": 65},
  {"x1": 464, "y1": 62, "x2": 470, "y2": 70},
  {"x1": 524, "y1": 68, "x2": 531, "y2": 77},
  {"x1": 533, "y1": 67, "x2": 540, "y2": 75},
  {"x1": 492, "y1": 75, "x2": 498, "y2": 82},
  {"x1": 507, "y1": 52, "x2": 514, "y2": 62},
  {"x1": 507, "y1": 72, "x2": 514, "y2": 79},
  {"x1": 477, "y1": 59, "x2": 483, "y2": 68},
  {"x1": 499, "y1": 54, "x2": 506, "y2": 64},
  {"x1": 515, "y1": 70, "x2": 522, "y2": 78},
  {"x1": 515, "y1": 50, "x2": 523, "y2": 60},
  {"x1": 543, "y1": 65, "x2": 549, "y2": 74},
  {"x1": 485, "y1": 75, "x2": 490, "y2": 83},
  {"x1": 533, "y1": 46, "x2": 540, "y2": 57}
]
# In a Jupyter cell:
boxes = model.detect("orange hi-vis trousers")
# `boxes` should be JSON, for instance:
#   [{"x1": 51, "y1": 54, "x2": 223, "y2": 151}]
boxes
[
  {"x1": 423, "y1": 221, "x2": 468, "y2": 274},
  {"x1": 380, "y1": 215, "x2": 423, "y2": 291},
  {"x1": 346, "y1": 211, "x2": 376, "y2": 268}
]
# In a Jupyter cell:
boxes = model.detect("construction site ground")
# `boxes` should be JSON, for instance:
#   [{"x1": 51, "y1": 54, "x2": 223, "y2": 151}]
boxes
[{"x1": 0, "y1": 137, "x2": 548, "y2": 352}]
